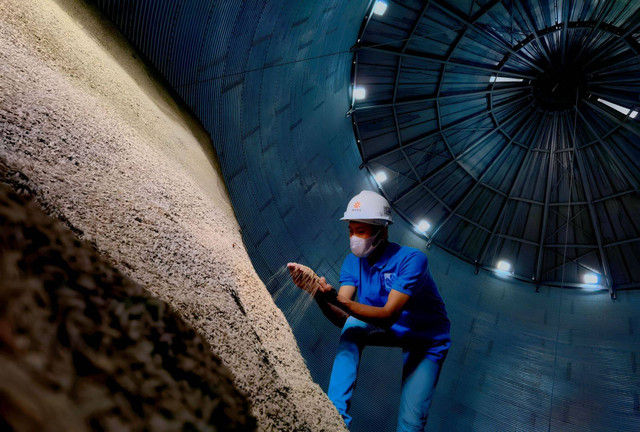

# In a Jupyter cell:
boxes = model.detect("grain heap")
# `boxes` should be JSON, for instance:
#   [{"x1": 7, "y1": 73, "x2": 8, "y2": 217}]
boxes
[
  {"x1": 0, "y1": 0, "x2": 348, "y2": 428},
  {"x1": 0, "y1": 177, "x2": 255, "y2": 431}
]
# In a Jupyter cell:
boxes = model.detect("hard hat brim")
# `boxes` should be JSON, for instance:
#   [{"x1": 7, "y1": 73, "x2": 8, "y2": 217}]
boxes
[{"x1": 340, "y1": 217, "x2": 391, "y2": 226}]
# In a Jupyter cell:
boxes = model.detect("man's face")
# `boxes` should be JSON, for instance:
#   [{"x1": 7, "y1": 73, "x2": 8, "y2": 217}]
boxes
[{"x1": 348, "y1": 221, "x2": 378, "y2": 239}]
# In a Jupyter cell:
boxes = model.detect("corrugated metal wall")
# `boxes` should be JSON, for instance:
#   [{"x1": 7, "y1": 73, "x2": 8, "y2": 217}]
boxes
[
  {"x1": 418, "y1": 236, "x2": 640, "y2": 431},
  {"x1": 90, "y1": 1, "x2": 640, "y2": 430}
]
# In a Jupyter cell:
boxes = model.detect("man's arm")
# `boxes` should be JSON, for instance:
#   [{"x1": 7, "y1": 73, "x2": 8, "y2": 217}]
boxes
[
  {"x1": 332, "y1": 289, "x2": 410, "y2": 329},
  {"x1": 287, "y1": 262, "x2": 353, "y2": 328},
  {"x1": 334, "y1": 252, "x2": 427, "y2": 328},
  {"x1": 314, "y1": 284, "x2": 354, "y2": 328}
]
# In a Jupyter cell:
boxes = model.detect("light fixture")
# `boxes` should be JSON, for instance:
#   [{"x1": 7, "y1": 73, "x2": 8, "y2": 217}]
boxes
[
  {"x1": 353, "y1": 86, "x2": 366, "y2": 100},
  {"x1": 583, "y1": 273, "x2": 599, "y2": 284},
  {"x1": 372, "y1": 1, "x2": 388, "y2": 16},
  {"x1": 496, "y1": 260, "x2": 512, "y2": 272},
  {"x1": 489, "y1": 76, "x2": 523, "y2": 83},
  {"x1": 597, "y1": 98, "x2": 638, "y2": 119},
  {"x1": 417, "y1": 220, "x2": 431, "y2": 233},
  {"x1": 374, "y1": 171, "x2": 387, "y2": 183}
]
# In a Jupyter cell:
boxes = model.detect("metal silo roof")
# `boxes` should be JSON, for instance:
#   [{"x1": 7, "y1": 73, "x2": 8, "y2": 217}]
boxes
[{"x1": 350, "y1": 0, "x2": 640, "y2": 294}]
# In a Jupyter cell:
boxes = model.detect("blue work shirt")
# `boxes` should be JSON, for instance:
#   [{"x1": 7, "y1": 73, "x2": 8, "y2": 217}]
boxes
[{"x1": 339, "y1": 242, "x2": 451, "y2": 359}]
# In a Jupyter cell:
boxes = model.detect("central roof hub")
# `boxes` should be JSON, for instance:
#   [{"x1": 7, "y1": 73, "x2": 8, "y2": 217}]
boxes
[{"x1": 533, "y1": 65, "x2": 586, "y2": 111}]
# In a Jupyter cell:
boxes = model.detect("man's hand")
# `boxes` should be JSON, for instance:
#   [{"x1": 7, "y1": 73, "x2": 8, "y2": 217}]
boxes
[
  {"x1": 287, "y1": 263, "x2": 307, "y2": 289},
  {"x1": 316, "y1": 276, "x2": 338, "y2": 300},
  {"x1": 286, "y1": 263, "x2": 336, "y2": 297},
  {"x1": 317, "y1": 276, "x2": 334, "y2": 294}
]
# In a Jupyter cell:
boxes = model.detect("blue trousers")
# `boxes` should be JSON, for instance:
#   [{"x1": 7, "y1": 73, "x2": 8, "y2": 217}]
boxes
[{"x1": 328, "y1": 317, "x2": 446, "y2": 431}]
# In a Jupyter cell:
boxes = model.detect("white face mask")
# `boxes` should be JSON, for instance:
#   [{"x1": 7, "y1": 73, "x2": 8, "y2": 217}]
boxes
[{"x1": 350, "y1": 229, "x2": 382, "y2": 258}]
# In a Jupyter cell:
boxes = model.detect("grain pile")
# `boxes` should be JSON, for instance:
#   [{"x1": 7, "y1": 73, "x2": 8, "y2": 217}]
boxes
[
  {"x1": 0, "y1": 0, "x2": 347, "y2": 430},
  {"x1": 0, "y1": 177, "x2": 255, "y2": 431}
]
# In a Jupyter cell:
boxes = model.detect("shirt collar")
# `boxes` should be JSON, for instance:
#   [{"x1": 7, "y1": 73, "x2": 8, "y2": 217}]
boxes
[{"x1": 366, "y1": 242, "x2": 400, "y2": 269}]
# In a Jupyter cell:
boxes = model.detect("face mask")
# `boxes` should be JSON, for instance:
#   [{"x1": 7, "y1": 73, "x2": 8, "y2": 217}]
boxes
[{"x1": 350, "y1": 229, "x2": 382, "y2": 258}]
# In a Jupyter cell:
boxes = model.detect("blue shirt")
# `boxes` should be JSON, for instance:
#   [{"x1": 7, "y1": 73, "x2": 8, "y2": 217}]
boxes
[{"x1": 339, "y1": 242, "x2": 451, "y2": 357}]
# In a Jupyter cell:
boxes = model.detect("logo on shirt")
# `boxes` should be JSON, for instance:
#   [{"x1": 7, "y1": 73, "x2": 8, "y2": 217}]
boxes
[{"x1": 383, "y1": 272, "x2": 397, "y2": 291}]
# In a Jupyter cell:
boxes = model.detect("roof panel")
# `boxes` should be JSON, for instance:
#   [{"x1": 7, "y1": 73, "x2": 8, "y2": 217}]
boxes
[{"x1": 353, "y1": 0, "x2": 640, "y2": 289}]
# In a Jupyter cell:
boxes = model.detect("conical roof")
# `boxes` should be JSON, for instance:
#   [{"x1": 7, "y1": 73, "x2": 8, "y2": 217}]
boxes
[{"x1": 351, "y1": 0, "x2": 640, "y2": 290}]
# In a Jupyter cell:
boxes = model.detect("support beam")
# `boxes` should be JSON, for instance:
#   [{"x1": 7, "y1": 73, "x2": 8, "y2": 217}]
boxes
[
  {"x1": 572, "y1": 122, "x2": 614, "y2": 293},
  {"x1": 388, "y1": 0, "x2": 432, "y2": 112},
  {"x1": 590, "y1": 77, "x2": 640, "y2": 85},
  {"x1": 543, "y1": 249, "x2": 597, "y2": 276},
  {"x1": 392, "y1": 100, "x2": 534, "y2": 204},
  {"x1": 431, "y1": 0, "x2": 544, "y2": 73},
  {"x1": 353, "y1": 86, "x2": 530, "y2": 111},
  {"x1": 576, "y1": 108, "x2": 640, "y2": 195},
  {"x1": 469, "y1": 0, "x2": 502, "y2": 22},
  {"x1": 589, "y1": 55, "x2": 639, "y2": 76},
  {"x1": 514, "y1": 0, "x2": 553, "y2": 65},
  {"x1": 550, "y1": 201, "x2": 587, "y2": 206},
  {"x1": 482, "y1": 182, "x2": 507, "y2": 198},
  {"x1": 403, "y1": 1, "x2": 432, "y2": 53},
  {"x1": 582, "y1": 23, "x2": 640, "y2": 68},
  {"x1": 495, "y1": 233, "x2": 538, "y2": 246},
  {"x1": 560, "y1": 0, "x2": 570, "y2": 64},
  {"x1": 573, "y1": 0, "x2": 612, "y2": 62},
  {"x1": 436, "y1": 104, "x2": 456, "y2": 160},
  {"x1": 387, "y1": 5, "x2": 422, "y2": 185},
  {"x1": 614, "y1": 282, "x2": 640, "y2": 290},
  {"x1": 546, "y1": 247, "x2": 601, "y2": 276},
  {"x1": 619, "y1": 19, "x2": 640, "y2": 40},
  {"x1": 545, "y1": 207, "x2": 588, "y2": 241},
  {"x1": 356, "y1": 45, "x2": 537, "y2": 80},
  {"x1": 544, "y1": 244, "x2": 598, "y2": 248},
  {"x1": 584, "y1": 100, "x2": 640, "y2": 140},
  {"x1": 592, "y1": 189, "x2": 635, "y2": 204},
  {"x1": 510, "y1": 196, "x2": 543, "y2": 205},
  {"x1": 535, "y1": 114, "x2": 559, "y2": 282},
  {"x1": 604, "y1": 237, "x2": 640, "y2": 248},
  {"x1": 478, "y1": 110, "x2": 544, "y2": 264},
  {"x1": 407, "y1": 183, "x2": 492, "y2": 234},
  {"x1": 432, "y1": 25, "x2": 472, "y2": 163},
  {"x1": 589, "y1": 90, "x2": 639, "y2": 111},
  {"x1": 368, "y1": 163, "x2": 416, "y2": 184},
  {"x1": 429, "y1": 113, "x2": 538, "y2": 241},
  {"x1": 391, "y1": 106, "x2": 421, "y2": 184},
  {"x1": 549, "y1": 207, "x2": 594, "y2": 241},
  {"x1": 366, "y1": 95, "x2": 532, "y2": 165}
]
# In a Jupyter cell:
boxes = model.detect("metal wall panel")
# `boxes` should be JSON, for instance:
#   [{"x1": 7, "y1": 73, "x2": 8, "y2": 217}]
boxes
[{"x1": 91, "y1": 1, "x2": 640, "y2": 430}]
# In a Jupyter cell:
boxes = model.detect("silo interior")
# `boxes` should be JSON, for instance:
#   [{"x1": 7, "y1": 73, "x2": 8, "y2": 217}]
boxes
[{"x1": 1, "y1": 0, "x2": 639, "y2": 431}]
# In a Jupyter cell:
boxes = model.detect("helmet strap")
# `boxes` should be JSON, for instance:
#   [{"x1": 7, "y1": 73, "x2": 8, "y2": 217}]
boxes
[{"x1": 371, "y1": 227, "x2": 385, "y2": 248}]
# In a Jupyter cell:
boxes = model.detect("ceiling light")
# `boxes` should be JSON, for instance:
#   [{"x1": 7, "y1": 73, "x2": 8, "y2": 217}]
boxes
[
  {"x1": 496, "y1": 260, "x2": 511, "y2": 272},
  {"x1": 417, "y1": 220, "x2": 431, "y2": 233},
  {"x1": 597, "y1": 98, "x2": 638, "y2": 119},
  {"x1": 372, "y1": 1, "x2": 388, "y2": 16},
  {"x1": 583, "y1": 273, "x2": 599, "y2": 284},
  {"x1": 374, "y1": 171, "x2": 387, "y2": 183},
  {"x1": 353, "y1": 86, "x2": 366, "y2": 100},
  {"x1": 489, "y1": 76, "x2": 523, "y2": 83}
]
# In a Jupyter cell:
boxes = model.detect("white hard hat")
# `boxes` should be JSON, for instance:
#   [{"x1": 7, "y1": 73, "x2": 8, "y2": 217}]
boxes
[{"x1": 340, "y1": 190, "x2": 393, "y2": 226}]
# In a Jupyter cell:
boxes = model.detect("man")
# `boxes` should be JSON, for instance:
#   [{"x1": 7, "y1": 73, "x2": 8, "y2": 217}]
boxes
[{"x1": 289, "y1": 190, "x2": 451, "y2": 431}]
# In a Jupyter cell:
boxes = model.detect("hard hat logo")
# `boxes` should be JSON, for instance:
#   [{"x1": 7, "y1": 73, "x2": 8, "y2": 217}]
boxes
[{"x1": 340, "y1": 190, "x2": 393, "y2": 226}]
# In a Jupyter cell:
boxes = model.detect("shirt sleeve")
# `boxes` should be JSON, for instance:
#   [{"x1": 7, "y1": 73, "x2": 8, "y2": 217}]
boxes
[
  {"x1": 339, "y1": 254, "x2": 359, "y2": 287},
  {"x1": 390, "y1": 251, "x2": 428, "y2": 296}
]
